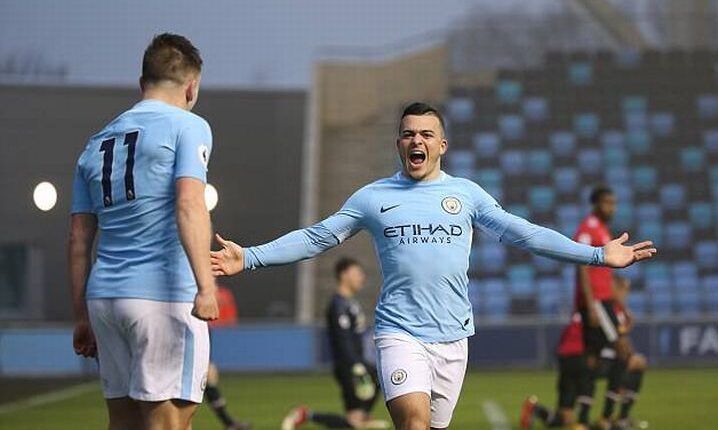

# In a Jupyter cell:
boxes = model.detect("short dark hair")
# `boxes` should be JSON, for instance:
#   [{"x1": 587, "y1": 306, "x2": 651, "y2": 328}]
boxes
[
  {"x1": 334, "y1": 257, "x2": 361, "y2": 280},
  {"x1": 140, "y1": 33, "x2": 202, "y2": 87},
  {"x1": 589, "y1": 185, "x2": 614, "y2": 204},
  {"x1": 400, "y1": 102, "x2": 445, "y2": 131}
]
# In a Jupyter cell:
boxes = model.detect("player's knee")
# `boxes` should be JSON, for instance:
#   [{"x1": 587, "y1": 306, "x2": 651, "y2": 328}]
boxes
[
  {"x1": 206, "y1": 362, "x2": 219, "y2": 385},
  {"x1": 559, "y1": 408, "x2": 575, "y2": 425}
]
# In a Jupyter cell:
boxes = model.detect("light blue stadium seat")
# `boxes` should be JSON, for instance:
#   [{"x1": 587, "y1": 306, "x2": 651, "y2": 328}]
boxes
[
  {"x1": 574, "y1": 113, "x2": 600, "y2": 138},
  {"x1": 483, "y1": 184, "x2": 503, "y2": 203},
  {"x1": 624, "y1": 111, "x2": 648, "y2": 132},
  {"x1": 550, "y1": 131, "x2": 576, "y2": 157},
  {"x1": 508, "y1": 265, "x2": 536, "y2": 297},
  {"x1": 497, "y1": 80, "x2": 522, "y2": 105},
  {"x1": 499, "y1": 114, "x2": 525, "y2": 140},
  {"x1": 626, "y1": 130, "x2": 651, "y2": 154},
  {"x1": 697, "y1": 94, "x2": 718, "y2": 119},
  {"x1": 644, "y1": 261, "x2": 669, "y2": 279},
  {"x1": 616, "y1": 50, "x2": 641, "y2": 68},
  {"x1": 474, "y1": 242, "x2": 506, "y2": 274},
  {"x1": 601, "y1": 130, "x2": 626, "y2": 149},
  {"x1": 646, "y1": 277, "x2": 672, "y2": 295},
  {"x1": 447, "y1": 97, "x2": 475, "y2": 123},
  {"x1": 483, "y1": 294, "x2": 510, "y2": 321},
  {"x1": 632, "y1": 166, "x2": 657, "y2": 193},
  {"x1": 627, "y1": 292, "x2": 647, "y2": 317},
  {"x1": 554, "y1": 167, "x2": 579, "y2": 195},
  {"x1": 500, "y1": 150, "x2": 526, "y2": 176},
  {"x1": 703, "y1": 129, "x2": 718, "y2": 153},
  {"x1": 527, "y1": 150, "x2": 553, "y2": 175},
  {"x1": 557, "y1": 204, "x2": 581, "y2": 235},
  {"x1": 473, "y1": 132, "x2": 500, "y2": 158},
  {"x1": 449, "y1": 167, "x2": 475, "y2": 181},
  {"x1": 618, "y1": 262, "x2": 642, "y2": 282},
  {"x1": 604, "y1": 147, "x2": 629, "y2": 167},
  {"x1": 636, "y1": 203, "x2": 662, "y2": 223},
  {"x1": 604, "y1": 166, "x2": 630, "y2": 186},
  {"x1": 533, "y1": 254, "x2": 560, "y2": 273},
  {"x1": 672, "y1": 261, "x2": 699, "y2": 285},
  {"x1": 681, "y1": 147, "x2": 705, "y2": 172},
  {"x1": 710, "y1": 166, "x2": 718, "y2": 190},
  {"x1": 650, "y1": 292, "x2": 673, "y2": 317},
  {"x1": 703, "y1": 276, "x2": 718, "y2": 314},
  {"x1": 523, "y1": 97, "x2": 548, "y2": 122},
  {"x1": 538, "y1": 277, "x2": 563, "y2": 317},
  {"x1": 446, "y1": 149, "x2": 476, "y2": 171},
  {"x1": 689, "y1": 202, "x2": 713, "y2": 229},
  {"x1": 561, "y1": 266, "x2": 575, "y2": 296},
  {"x1": 695, "y1": 241, "x2": 718, "y2": 270},
  {"x1": 665, "y1": 221, "x2": 692, "y2": 250},
  {"x1": 476, "y1": 168, "x2": 502, "y2": 188},
  {"x1": 612, "y1": 204, "x2": 634, "y2": 231},
  {"x1": 637, "y1": 221, "x2": 663, "y2": 248},
  {"x1": 614, "y1": 186, "x2": 634, "y2": 205},
  {"x1": 481, "y1": 278, "x2": 507, "y2": 296},
  {"x1": 569, "y1": 62, "x2": 592, "y2": 86},
  {"x1": 529, "y1": 186, "x2": 556, "y2": 213},
  {"x1": 578, "y1": 149, "x2": 603, "y2": 175},
  {"x1": 506, "y1": 204, "x2": 530, "y2": 220},
  {"x1": 676, "y1": 292, "x2": 702, "y2": 316},
  {"x1": 660, "y1": 184, "x2": 686, "y2": 210},
  {"x1": 622, "y1": 95, "x2": 647, "y2": 113},
  {"x1": 651, "y1": 112, "x2": 675, "y2": 137}
]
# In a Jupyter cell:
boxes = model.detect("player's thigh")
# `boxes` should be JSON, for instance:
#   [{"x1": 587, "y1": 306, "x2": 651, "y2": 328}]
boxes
[
  {"x1": 375, "y1": 335, "x2": 432, "y2": 403},
  {"x1": 106, "y1": 397, "x2": 141, "y2": 430},
  {"x1": 88, "y1": 299, "x2": 132, "y2": 399},
  {"x1": 427, "y1": 338, "x2": 468, "y2": 429},
  {"x1": 138, "y1": 399, "x2": 198, "y2": 430},
  {"x1": 120, "y1": 299, "x2": 210, "y2": 403},
  {"x1": 387, "y1": 392, "x2": 431, "y2": 430}
]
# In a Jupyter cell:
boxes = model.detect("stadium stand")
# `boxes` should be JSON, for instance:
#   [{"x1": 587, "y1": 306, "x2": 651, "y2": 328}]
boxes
[{"x1": 445, "y1": 49, "x2": 718, "y2": 320}]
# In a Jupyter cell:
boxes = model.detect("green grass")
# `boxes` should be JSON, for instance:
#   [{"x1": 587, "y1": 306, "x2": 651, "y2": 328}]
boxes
[{"x1": 1, "y1": 369, "x2": 716, "y2": 429}]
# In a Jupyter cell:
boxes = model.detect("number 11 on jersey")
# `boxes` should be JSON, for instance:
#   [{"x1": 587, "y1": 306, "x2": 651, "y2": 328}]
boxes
[{"x1": 99, "y1": 131, "x2": 139, "y2": 207}]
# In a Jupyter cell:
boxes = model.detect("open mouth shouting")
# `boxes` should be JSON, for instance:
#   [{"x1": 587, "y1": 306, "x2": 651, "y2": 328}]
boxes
[{"x1": 407, "y1": 148, "x2": 427, "y2": 170}]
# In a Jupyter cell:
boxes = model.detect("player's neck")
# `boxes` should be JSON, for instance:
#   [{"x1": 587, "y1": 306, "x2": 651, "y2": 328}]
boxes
[
  {"x1": 591, "y1": 211, "x2": 608, "y2": 224},
  {"x1": 400, "y1": 167, "x2": 443, "y2": 182},
  {"x1": 337, "y1": 284, "x2": 354, "y2": 298},
  {"x1": 141, "y1": 88, "x2": 189, "y2": 110}
]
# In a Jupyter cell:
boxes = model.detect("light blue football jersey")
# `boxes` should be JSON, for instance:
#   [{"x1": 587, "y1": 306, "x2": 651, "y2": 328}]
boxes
[
  {"x1": 243, "y1": 172, "x2": 603, "y2": 342},
  {"x1": 71, "y1": 99, "x2": 212, "y2": 302}
]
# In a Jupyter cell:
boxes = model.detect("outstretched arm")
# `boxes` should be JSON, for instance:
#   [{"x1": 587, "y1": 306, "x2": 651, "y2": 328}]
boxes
[
  {"x1": 473, "y1": 195, "x2": 656, "y2": 268},
  {"x1": 211, "y1": 195, "x2": 365, "y2": 276}
]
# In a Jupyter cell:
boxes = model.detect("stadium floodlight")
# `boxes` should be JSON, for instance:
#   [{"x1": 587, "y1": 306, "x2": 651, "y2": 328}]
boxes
[
  {"x1": 33, "y1": 181, "x2": 57, "y2": 211},
  {"x1": 205, "y1": 183, "x2": 219, "y2": 211}
]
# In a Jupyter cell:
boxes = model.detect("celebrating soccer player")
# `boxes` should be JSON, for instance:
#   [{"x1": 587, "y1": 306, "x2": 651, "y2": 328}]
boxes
[
  {"x1": 69, "y1": 33, "x2": 218, "y2": 430},
  {"x1": 211, "y1": 102, "x2": 656, "y2": 429},
  {"x1": 282, "y1": 258, "x2": 389, "y2": 430}
]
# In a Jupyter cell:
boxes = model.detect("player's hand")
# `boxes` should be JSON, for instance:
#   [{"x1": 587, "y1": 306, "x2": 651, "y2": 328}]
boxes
[
  {"x1": 210, "y1": 233, "x2": 245, "y2": 276},
  {"x1": 73, "y1": 319, "x2": 97, "y2": 358},
  {"x1": 192, "y1": 290, "x2": 219, "y2": 321},
  {"x1": 602, "y1": 232, "x2": 656, "y2": 268}
]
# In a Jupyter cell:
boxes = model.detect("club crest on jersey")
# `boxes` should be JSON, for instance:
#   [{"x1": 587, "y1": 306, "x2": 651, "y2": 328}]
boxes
[
  {"x1": 198, "y1": 145, "x2": 209, "y2": 170},
  {"x1": 391, "y1": 369, "x2": 407, "y2": 385},
  {"x1": 441, "y1": 196, "x2": 462, "y2": 215}
]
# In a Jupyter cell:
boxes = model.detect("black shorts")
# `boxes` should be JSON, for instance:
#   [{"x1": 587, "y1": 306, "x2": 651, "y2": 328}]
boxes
[
  {"x1": 580, "y1": 300, "x2": 621, "y2": 356},
  {"x1": 334, "y1": 363, "x2": 380, "y2": 412},
  {"x1": 557, "y1": 355, "x2": 589, "y2": 409}
]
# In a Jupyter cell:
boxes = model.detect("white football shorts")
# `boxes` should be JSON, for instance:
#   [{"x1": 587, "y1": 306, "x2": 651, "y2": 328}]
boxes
[
  {"x1": 375, "y1": 332, "x2": 468, "y2": 428},
  {"x1": 87, "y1": 298, "x2": 209, "y2": 403}
]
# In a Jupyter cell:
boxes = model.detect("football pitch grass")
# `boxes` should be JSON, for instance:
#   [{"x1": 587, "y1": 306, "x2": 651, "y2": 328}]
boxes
[{"x1": 1, "y1": 368, "x2": 716, "y2": 429}]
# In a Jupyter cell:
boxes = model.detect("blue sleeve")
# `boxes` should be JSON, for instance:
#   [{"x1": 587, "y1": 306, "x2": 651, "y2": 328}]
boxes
[
  {"x1": 244, "y1": 190, "x2": 366, "y2": 270},
  {"x1": 175, "y1": 116, "x2": 212, "y2": 182},
  {"x1": 70, "y1": 162, "x2": 93, "y2": 214},
  {"x1": 470, "y1": 184, "x2": 604, "y2": 265}
]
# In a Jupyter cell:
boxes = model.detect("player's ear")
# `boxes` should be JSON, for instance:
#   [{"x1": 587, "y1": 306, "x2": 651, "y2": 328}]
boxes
[{"x1": 439, "y1": 137, "x2": 448, "y2": 156}]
